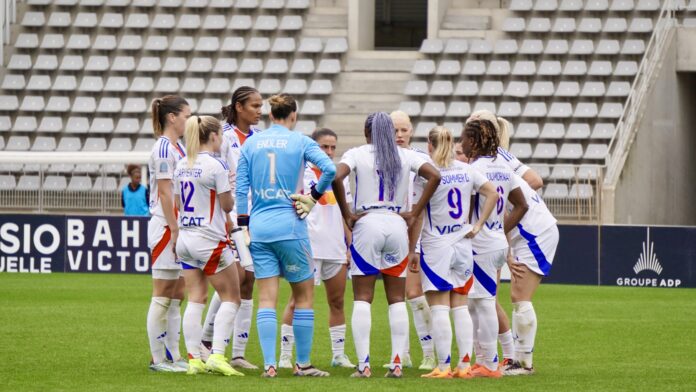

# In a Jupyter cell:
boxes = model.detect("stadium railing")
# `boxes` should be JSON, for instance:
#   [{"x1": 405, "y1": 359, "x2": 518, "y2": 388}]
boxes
[
  {"x1": 1, "y1": 0, "x2": 16, "y2": 61},
  {"x1": 0, "y1": 151, "x2": 147, "y2": 214},
  {"x1": 604, "y1": 0, "x2": 677, "y2": 185}
]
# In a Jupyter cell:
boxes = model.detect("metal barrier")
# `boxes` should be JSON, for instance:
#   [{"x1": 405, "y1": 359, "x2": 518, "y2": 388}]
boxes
[{"x1": 1, "y1": 0, "x2": 17, "y2": 61}]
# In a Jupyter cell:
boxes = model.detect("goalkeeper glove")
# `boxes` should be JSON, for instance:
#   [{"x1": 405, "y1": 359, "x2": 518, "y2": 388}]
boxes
[{"x1": 290, "y1": 186, "x2": 323, "y2": 219}]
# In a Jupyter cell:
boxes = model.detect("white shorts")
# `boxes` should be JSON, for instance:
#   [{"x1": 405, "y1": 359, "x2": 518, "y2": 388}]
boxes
[
  {"x1": 420, "y1": 238, "x2": 474, "y2": 295},
  {"x1": 314, "y1": 259, "x2": 346, "y2": 282},
  {"x1": 470, "y1": 248, "x2": 507, "y2": 299},
  {"x1": 152, "y1": 269, "x2": 181, "y2": 280},
  {"x1": 511, "y1": 225, "x2": 559, "y2": 276},
  {"x1": 148, "y1": 216, "x2": 179, "y2": 271},
  {"x1": 176, "y1": 231, "x2": 236, "y2": 276},
  {"x1": 349, "y1": 213, "x2": 409, "y2": 278}
]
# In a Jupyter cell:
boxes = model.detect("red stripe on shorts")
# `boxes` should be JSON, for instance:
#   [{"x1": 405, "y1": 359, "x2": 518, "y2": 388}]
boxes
[
  {"x1": 151, "y1": 226, "x2": 172, "y2": 266},
  {"x1": 203, "y1": 241, "x2": 227, "y2": 276},
  {"x1": 381, "y1": 255, "x2": 409, "y2": 277},
  {"x1": 453, "y1": 275, "x2": 474, "y2": 296}
]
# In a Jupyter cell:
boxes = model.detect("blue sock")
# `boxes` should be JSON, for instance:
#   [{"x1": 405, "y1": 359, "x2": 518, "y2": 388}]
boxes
[
  {"x1": 293, "y1": 308, "x2": 314, "y2": 366},
  {"x1": 256, "y1": 308, "x2": 277, "y2": 368}
]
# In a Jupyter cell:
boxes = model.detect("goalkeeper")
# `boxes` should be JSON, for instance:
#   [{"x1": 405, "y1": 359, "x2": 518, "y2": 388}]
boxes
[{"x1": 235, "y1": 93, "x2": 336, "y2": 378}]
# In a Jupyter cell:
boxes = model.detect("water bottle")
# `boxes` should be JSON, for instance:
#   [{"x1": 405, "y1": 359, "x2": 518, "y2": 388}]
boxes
[{"x1": 230, "y1": 227, "x2": 253, "y2": 268}]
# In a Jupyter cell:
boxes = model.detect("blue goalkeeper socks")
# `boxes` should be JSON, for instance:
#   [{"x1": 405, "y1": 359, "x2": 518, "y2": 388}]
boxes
[
  {"x1": 257, "y1": 308, "x2": 277, "y2": 368},
  {"x1": 293, "y1": 308, "x2": 314, "y2": 366}
]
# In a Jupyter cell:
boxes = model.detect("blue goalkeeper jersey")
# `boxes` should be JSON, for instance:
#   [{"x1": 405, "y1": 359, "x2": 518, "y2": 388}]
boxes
[{"x1": 236, "y1": 123, "x2": 336, "y2": 242}]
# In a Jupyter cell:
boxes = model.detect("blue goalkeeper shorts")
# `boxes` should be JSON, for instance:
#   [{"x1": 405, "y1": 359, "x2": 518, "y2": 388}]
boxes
[{"x1": 250, "y1": 238, "x2": 314, "y2": 283}]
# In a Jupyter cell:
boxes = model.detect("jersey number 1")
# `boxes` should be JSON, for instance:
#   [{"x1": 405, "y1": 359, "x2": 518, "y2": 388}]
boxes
[{"x1": 267, "y1": 152, "x2": 276, "y2": 185}]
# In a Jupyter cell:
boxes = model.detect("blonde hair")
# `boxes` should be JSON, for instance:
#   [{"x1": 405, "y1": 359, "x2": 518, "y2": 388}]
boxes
[
  {"x1": 428, "y1": 126, "x2": 454, "y2": 168},
  {"x1": 390, "y1": 110, "x2": 412, "y2": 129},
  {"x1": 151, "y1": 95, "x2": 188, "y2": 138},
  {"x1": 184, "y1": 115, "x2": 222, "y2": 167},
  {"x1": 467, "y1": 109, "x2": 511, "y2": 150}
]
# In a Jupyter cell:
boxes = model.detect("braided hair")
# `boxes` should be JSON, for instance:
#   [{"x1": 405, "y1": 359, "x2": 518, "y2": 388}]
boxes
[
  {"x1": 462, "y1": 119, "x2": 500, "y2": 160},
  {"x1": 365, "y1": 112, "x2": 402, "y2": 201}
]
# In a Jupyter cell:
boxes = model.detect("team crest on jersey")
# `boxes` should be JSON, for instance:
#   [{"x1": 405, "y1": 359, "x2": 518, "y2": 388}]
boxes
[
  {"x1": 384, "y1": 253, "x2": 397, "y2": 265},
  {"x1": 159, "y1": 162, "x2": 169, "y2": 173}
]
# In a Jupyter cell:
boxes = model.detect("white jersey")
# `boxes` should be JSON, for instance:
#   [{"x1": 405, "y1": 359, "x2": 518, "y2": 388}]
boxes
[
  {"x1": 469, "y1": 155, "x2": 521, "y2": 254},
  {"x1": 508, "y1": 175, "x2": 557, "y2": 242},
  {"x1": 148, "y1": 136, "x2": 186, "y2": 218},
  {"x1": 219, "y1": 122, "x2": 260, "y2": 214},
  {"x1": 497, "y1": 147, "x2": 530, "y2": 177},
  {"x1": 303, "y1": 164, "x2": 351, "y2": 260},
  {"x1": 406, "y1": 147, "x2": 431, "y2": 209},
  {"x1": 173, "y1": 153, "x2": 231, "y2": 242},
  {"x1": 417, "y1": 161, "x2": 488, "y2": 246},
  {"x1": 340, "y1": 144, "x2": 427, "y2": 214}
]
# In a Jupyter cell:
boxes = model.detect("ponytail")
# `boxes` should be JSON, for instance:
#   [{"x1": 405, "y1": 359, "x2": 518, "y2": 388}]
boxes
[
  {"x1": 368, "y1": 112, "x2": 402, "y2": 201},
  {"x1": 184, "y1": 115, "x2": 222, "y2": 167},
  {"x1": 496, "y1": 117, "x2": 511, "y2": 150},
  {"x1": 151, "y1": 95, "x2": 189, "y2": 138},
  {"x1": 428, "y1": 126, "x2": 454, "y2": 168}
]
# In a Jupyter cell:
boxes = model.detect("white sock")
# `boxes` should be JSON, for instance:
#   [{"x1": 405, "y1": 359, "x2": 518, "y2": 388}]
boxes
[
  {"x1": 388, "y1": 302, "x2": 409, "y2": 369},
  {"x1": 352, "y1": 301, "x2": 371, "y2": 371},
  {"x1": 165, "y1": 298, "x2": 182, "y2": 360},
  {"x1": 512, "y1": 301, "x2": 537, "y2": 368},
  {"x1": 232, "y1": 299, "x2": 253, "y2": 358},
  {"x1": 183, "y1": 302, "x2": 205, "y2": 359},
  {"x1": 408, "y1": 296, "x2": 434, "y2": 358},
  {"x1": 451, "y1": 305, "x2": 473, "y2": 369},
  {"x1": 499, "y1": 330, "x2": 515, "y2": 360},
  {"x1": 201, "y1": 292, "x2": 221, "y2": 342},
  {"x1": 471, "y1": 297, "x2": 499, "y2": 370},
  {"x1": 430, "y1": 305, "x2": 452, "y2": 370},
  {"x1": 468, "y1": 298, "x2": 481, "y2": 364},
  {"x1": 329, "y1": 324, "x2": 347, "y2": 357},
  {"x1": 212, "y1": 302, "x2": 239, "y2": 355},
  {"x1": 147, "y1": 297, "x2": 171, "y2": 364},
  {"x1": 280, "y1": 323, "x2": 294, "y2": 357}
]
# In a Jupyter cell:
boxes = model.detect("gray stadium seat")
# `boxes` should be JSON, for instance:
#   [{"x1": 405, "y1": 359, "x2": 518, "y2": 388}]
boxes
[
  {"x1": 35, "y1": 54, "x2": 58, "y2": 71},
  {"x1": 512, "y1": 61, "x2": 536, "y2": 75},
  {"x1": 614, "y1": 61, "x2": 638, "y2": 76},
  {"x1": 228, "y1": 15, "x2": 252, "y2": 30},
  {"x1": 0, "y1": 116, "x2": 9, "y2": 132},
  {"x1": 570, "y1": 40, "x2": 594, "y2": 55},
  {"x1": 22, "y1": 12, "x2": 45, "y2": 27},
  {"x1": 316, "y1": 59, "x2": 341, "y2": 74},
  {"x1": 555, "y1": 81, "x2": 580, "y2": 97},
  {"x1": 73, "y1": 97, "x2": 97, "y2": 113},
  {"x1": 462, "y1": 60, "x2": 486, "y2": 75},
  {"x1": 398, "y1": 101, "x2": 421, "y2": 117},
  {"x1": 115, "y1": 118, "x2": 140, "y2": 134},
  {"x1": 300, "y1": 101, "x2": 324, "y2": 116},
  {"x1": 527, "y1": 18, "x2": 551, "y2": 32},
  {"x1": 404, "y1": 81, "x2": 428, "y2": 96},
  {"x1": 538, "y1": 61, "x2": 562, "y2": 76},
  {"x1": 510, "y1": 0, "x2": 533, "y2": 11},
  {"x1": 324, "y1": 38, "x2": 348, "y2": 54},
  {"x1": 59, "y1": 56, "x2": 83, "y2": 72},
  {"x1": 240, "y1": 59, "x2": 263, "y2": 73},
  {"x1": 261, "y1": 0, "x2": 284, "y2": 9},
  {"x1": 436, "y1": 60, "x2": 461, "y2": 75},
  {"x1": 469, "y1": 40, "x2": 492, "y2": 54},
  {"x1": 108, "y1": 138, "x2": 132, "y2": 152},
  {"x1": 550, "y1": 165, "x2": 576, "y2": 180},
  {"x1": 104, "y1": 77, "x2": 129, "y2": 92},
  {"x1": 2, "y1": 75, "x2": 25, "y2": 90},
  {"x1": 123, "y1": 98, "x2": 148, "y2": 113},
  {"x1": 412, "y1": 60, "x2": 436, "y2": 75},
  {"x1": 599, "y1": 103, "x2": 623, "y2": 118},
  {"x1": 65, "y1": 117, "x2": 89, "y2": 133},
  {"x1": 74, "y1": 12, "x2": 98, "y2": 27},
  {"x1": 16, "y1": 176, "x2": 41, "y2": 191},
  {"x1": 552, "y1": 18, "x2": 576, "y2": 32},
  {"x1": 298, "y1": 38, "x2": 323, "y2": 53},
  {"x1": 45, "y1": 96, "x2": 70, "y2": 112},
  {"x1": 446, "y1": 101, "x2": 471, "y2": 118},
  {"x1": 12, "y1": 117, "x2": 38, "y2": 132},
  {"x1": 26, "y1": 75, "x2": 51, "y2": 91},
  {"x1": 44, "y1": 176, "x2": 68, "y2": 191},
  {"x1": 134, "y1": 138, "x2": 156, "y2": 151},
  {"x1": 68, "y1": 176, "x2": 93, "y2": 191},
  {"x1": 610, "y1": 0, "x2": 635, "y2": 10},
  {"x1": 420, "y1": 39, "x2": 444, "y2": 54},
  {"x1": 78, "y1": 76, "x2": 103, "y2": 92},
  {"x1": 523, "y1": 102, "x2": 547, "y2": 117},
  {"x1": 473, "y1": 101, "x2": 496, "y2": 114},
  {"x1": 563, "y1": 60, "x2": 587, "y2": 76},
  {"x1": 155, "y1": 77, "x2": 180, "y2": 92},
  {"x1": 126, "y1": 13, "x2": 150, "y2": 28},
  {"x1": 606, "y1": 81, "x2": 631, "y2": 97},
  {"x1": 48, "y1": 12, "x2": 71, "y2": 28},
  {"x1": 264, "y1": 59, "x2": 289, "y2": 74},
  {"x1": 589, "y1": 61, "x2": 613, "y2": 76},
  {"x1": 196, "y1": 38, "x2": 220, "y2": 52},
  {"x1": 533, "y1": 143, "x2": 558, "y2": 159},
  {"x1": 284, "y1": 79, "x2": 308, "y2": 95},
  {"x1": 574, "y1": 102, "x2": 599, "y2": 118},
  {"x1": 498, "y1": 102, "x2": 522, "y2": 117},
  {"x1": 221, "y1": 37, "x2": 245, "y2": 52},
  {"x1": 455, "y1": 81, "x2": 478, "y2": 96},
  {"x1": 290, "y1": 59, "x2": 314, "y2": 74},
  {"x1": 519, "y1": 39, "x2": 543, "y2": 54},
  {"x1": 604, "y1": 18, "x2": 628, "y2": 33},
  {"x1": 6, "y1": 136, "x2": 31, "y2": 151},
  {"x1": 129, "y1": 77, "x2": 154, "y2": 93},
  {"x1": 509, "y1": 143, "x2": 533, "y2": 159},
  {"x1": 254, "y1": 15, "x2": 278, "y2": 31},
  {"x1": 622, "y1": 40, "x2": 645, "y2": 55},
  {"x1": 56, "y1": 137, "x2": 81, "y2": 152},
  {"x1": 247, "y1": 37, "x2": 270, "y2": 52},
  {"x1": 585, "y1": 0, "x2": 609, "y2": 11},
  {"x1": 90, "y1": 118, "x2": 114, "y2": 133},
  {"x1": 308, "y1": 80, "x2": 333, "y2": 95},
  {"x1": 206, "y1": 78, "x2": 231, "y2": 94},
  {"x1": 429, "y1": 81, "x2": 454, "y2": 96},
  {"x1": 101, "y1": 13, "x2": 124, "y2": 28},
  {"x1": 189, "y1": 58, "x2": 213, "y2": 73},
  {"x1": 16, "y1": 34, "x2": 39, "y2": 48},
  {"x1": 583, "y1": 143, "x2": 609, "y2": 159},
  {"x1": 279, "y1": 15, "x2": 303, "y2": 31},
  {"x1": 171, "y1": 36, "x2": 195, "y2": 52},
  {"x1": 414, "y1": 122, "x2": 437, "y2": 138},
  {"x1": 93, "y1": 177, "x2": 118, "y2": 192},
  {"x1": 515, "y1": 123, "x2": 540, "y2": 138},
  {"x1": 66, "y1": 34, "x2": 90, "y2": 50},
  {"x1": 579, "y1": 81, "x2": 605, "y2": 97},
  {"x1": 548, "y1": 102, "x2": 573, "y2": 118},
  {"x1": 545, "y1": 39, "x2": 569, "y2": 54},
  {"x1": 480, "y1": 81, "x2": 504, "y2": 96},
  {"x1": 569, "y1": 184, "x2": 594, "y2": 200},
  {"x1": 502, "y1": 18, "x2": 525, "y2": 32},
  {"x1": 487, "y1": 60, "x2": 511, "y2": 75},
  {"x1": 20, "y1": 96, "x2": 45, "y2": 112},
  {"x1": 38, "y1": 117, "x2": 62, "y2": 133},
  {"x1": 287, "y1": 0, "x2": 309, "y2": 9},
  {"x1": 629, "y1": 18, "x2": 653, "y2": 33},
  {"x1": 566, "y1": 123, "x2": 591, "y2": 139},
  {"x1": 163, "y1": 58, "x2": 187, "y2": 73},
  {"x1": 421, "y1": 101, "x2": 446, "y2": 117},
  {"x1": 181, "y1": 78, "x2": 206, "y2": 93},
  {"x1": 558, "y1": 143, "x2": 583, "y2": 159},
  {"x1": 93, "y1": 35, "x2": 117, "y2": 50},
  {"x1": 578, "y1": 18, "x2": 602, "y2": 33},
  {"x1": 0, "y1": 175, "x2": 16, "y2": 190},
  {"x1": 85, "y1": 56, "x2": 110, "y2": 71},
  {"x1": 236, "y1": 0, "x2": 259, "y2": 8},
  {"x1": 153, "y1": 14, "x2": 175, "y2": 29},
  {"x1": 530, "y1": 81, "x2": 554, "y2": 96},
  {"x1": 494, "y1": 40, "x2": 518, "y2": 54},
  {"x1": 214, "y1": 58, "x2": 238, "y2": 73},
  {"x1": 178, "y1": 14, "x2": 201, "y2": 29},
  {"x1": 232, "y1": 78, "x2": 256, "y2": 91},
  {"x1": 97, "y1": 97, "x2": 122, "y2": 113},
  {"x1": 596, "y1": 40, "x2": 620, "y2": 55},
  {"x1": 534, "y1": 0, "x2": 558, "y2": 10},
  {"x1": 577, "y1": 165, "x2": 601, "y2": 180},
  {"x1": 145, "y1": 36, "x2": 169, "y2": 51},
  {"x1": 444, "y1": 39, "x2": 468, "y2": 53},
  {"x1": 636, "y1": 0, "x2": 659, "y2": 10},
  {"x1": 258, "y1": 79, "x2": 282, "y2": 95},
  {"x1": 8, "y1": 55, "x2": 32, "y2": 70},
  {"x1": 272, "y1": 37, "x2": 296, "y2": 53}
]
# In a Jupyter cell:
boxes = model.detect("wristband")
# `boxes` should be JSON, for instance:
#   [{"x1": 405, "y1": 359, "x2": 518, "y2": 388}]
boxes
[
  {"x1": 310, "y1": 185, "x2": 323, "y2": 202},
  {"x1": 237, "y1": 214, "x2": 249, "y2": 227}
]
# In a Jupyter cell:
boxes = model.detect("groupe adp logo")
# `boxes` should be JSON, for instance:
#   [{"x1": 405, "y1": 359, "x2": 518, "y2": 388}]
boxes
[{"x1": 616, "y1": 228, "x2": 681, "y2": 288}]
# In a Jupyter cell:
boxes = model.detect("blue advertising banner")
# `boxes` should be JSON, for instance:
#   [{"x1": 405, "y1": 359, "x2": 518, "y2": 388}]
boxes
[
  {"x1": 600, "y1": 225, "x2": 695, "y2": 288},
  {"x1": 545, "y1": 225, "x2": 599, "y2": 286},
  {"x1": 0, "y1": 214, "x2": 65, "y2": 273}
]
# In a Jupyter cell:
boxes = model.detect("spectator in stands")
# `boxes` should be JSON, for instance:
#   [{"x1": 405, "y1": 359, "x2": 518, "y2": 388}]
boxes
[{"x1": 122, "y1": 164, "x2": 149, "y2": 216}]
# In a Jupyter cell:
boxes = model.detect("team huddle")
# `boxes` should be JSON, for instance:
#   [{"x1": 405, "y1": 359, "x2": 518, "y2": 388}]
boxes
[{"x1": 143, "y1": 86, "x2": 559, "y2": 379}]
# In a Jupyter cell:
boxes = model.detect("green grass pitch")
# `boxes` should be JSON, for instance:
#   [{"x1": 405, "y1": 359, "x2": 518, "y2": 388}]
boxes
[{"x1": 1, "y1": 273, "x2": 695, "y2": 391}]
